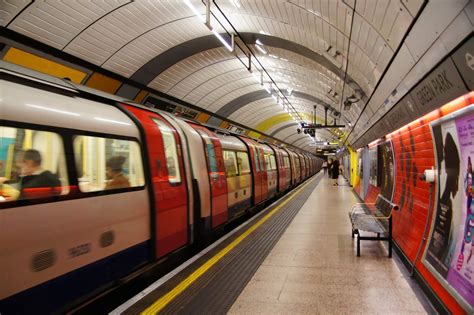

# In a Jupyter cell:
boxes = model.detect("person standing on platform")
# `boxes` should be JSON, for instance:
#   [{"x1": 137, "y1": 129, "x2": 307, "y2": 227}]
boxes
[
  {"x1": 322, "y1": 160, "x2": 328, "y2": 175},
  {"x1": 332, "y1": 158, "x2": 340, "y2": 186},
  {"x1": 327, "y1": 159, "x2": 333, "y2": 178}
]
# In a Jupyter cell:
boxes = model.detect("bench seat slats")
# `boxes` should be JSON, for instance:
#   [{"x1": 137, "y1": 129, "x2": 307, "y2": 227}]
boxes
[{"x1": 348, "y1": 194, "x2": 399, "y2": 257}]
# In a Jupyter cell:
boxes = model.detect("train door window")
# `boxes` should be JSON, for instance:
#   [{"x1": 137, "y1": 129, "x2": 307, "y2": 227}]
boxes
[
  {"x1": 251, "y1": 146, "x2": 260, "y2": 172},
  {"x1": 258, "y1": 148, "x2": 265, "y2": 171},
  {"x1": 269, "y1": 155, "x2": 277, "y2": 170},
  {"x1": 197, "y1": 131, "x2": 218, "y2": 178},
  {"x1": 223, "y1": 150, "x2": 237, "y2": 177},
  {"x1": 264, "y1": 154, "x2": 271, "y2": 171},
  {"x1": 284, "y1": 156, "x2": 290, "y2": 169},
  {"x1": 73, "y1": 135, "x2": 144, "y2": 192},
  {"x1": 0, "y1": 126, "x2": 69, "y2": 203},
  {"x1": 152, "y1": 119, "x2": 181, "y2": 184},
  {"x1": 236, "y1": 151, "x2": 250, "y2": 175}
]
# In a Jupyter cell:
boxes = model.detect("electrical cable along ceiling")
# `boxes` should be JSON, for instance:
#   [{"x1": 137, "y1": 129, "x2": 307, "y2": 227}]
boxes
[{"x1": 1, "y1": 0, "x2": 439, "y2": 150}]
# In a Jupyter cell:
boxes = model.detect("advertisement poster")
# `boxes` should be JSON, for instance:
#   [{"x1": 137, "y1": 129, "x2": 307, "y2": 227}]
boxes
[
  {"x1": 379, "y1": 141, "x2": 395, "y2": 200},
  {"x1": 424, "y1": 106, "x2": 474, "y2": 311},
  {"x1": 369, "y1": 147, "x2": 378, "y2": 186}
]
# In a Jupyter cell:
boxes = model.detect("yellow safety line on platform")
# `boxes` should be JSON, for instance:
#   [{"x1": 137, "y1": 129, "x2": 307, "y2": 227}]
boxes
[{"x1": 141, "y1": 175, "x2": 317, "y2": 315}]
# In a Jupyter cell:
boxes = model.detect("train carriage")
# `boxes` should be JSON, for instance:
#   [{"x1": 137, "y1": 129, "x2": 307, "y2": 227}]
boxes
[
  {"x1": 0, "y1": 63, "x2": 322, "y2": 313},
  {"x1": 215, "y1": 134, "x2": 252, "y2": 219},
  {"x1": 188, "y1": 123, "x2": 228, "y2": 229},
  {"x1": 1, "y1": 79, "x2": 151, "y2": 312},
  {"x1": 261, "y1": 144, "x2": 278, "y2": 198},
  {"x1": 238, "y1": 137, "x2": 267, "y2": 205}
]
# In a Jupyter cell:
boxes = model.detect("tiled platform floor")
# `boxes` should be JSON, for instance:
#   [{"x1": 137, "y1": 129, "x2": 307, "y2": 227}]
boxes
[{"x1": 229, "y1": 175, "x2": 434, "y2": 315}]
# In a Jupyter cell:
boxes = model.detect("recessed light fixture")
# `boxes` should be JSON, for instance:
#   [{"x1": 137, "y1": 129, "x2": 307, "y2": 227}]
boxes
[{"x1": 231, "y1": 0, "x2": 241, "y2": 8}]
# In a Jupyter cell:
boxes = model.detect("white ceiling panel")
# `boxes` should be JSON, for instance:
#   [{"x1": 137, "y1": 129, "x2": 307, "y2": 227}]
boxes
[
  {"x1": 403, "y1": 0, "x2": 425, "y2": 17},
  {"x1": 3, "y1": 0, "x2": 451, "y2": 150},
  {"x1": 9, "y1": 0, "x2": 127, "y2": 49},
  {"x1": 405, "y1": 0, "x2": 469, "y2": 60},
  {"x1": 0, "y1": 0, "x2": 30, "y2": 26}
]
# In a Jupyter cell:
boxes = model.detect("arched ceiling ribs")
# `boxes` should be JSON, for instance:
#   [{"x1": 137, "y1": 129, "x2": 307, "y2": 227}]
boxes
[
  {"x1": 216, "y1": 89, "x2": 338, "y2": 118},
  {"x1": 169, "y1": 57, "x2": 239, "y2": 95},
  {"x1": 193, "y1": 75, "x2": 254, "y2": 106},
  {"x1": 291, "y1": 136, "x2": 311, "y2": 147},
  {"x1": 269, "y1": 122, "x2": 298, "y2": 137},
  {"x1": 130, "y1": 32, "x2": 367, "y2": 102}
]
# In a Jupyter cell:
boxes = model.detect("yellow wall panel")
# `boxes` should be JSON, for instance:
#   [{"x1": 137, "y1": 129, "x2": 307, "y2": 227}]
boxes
[
  {"x1": 134, "y1": 90, "x2": 149, "y2": 103},
  {"x1": 349, "y1": 147, "x2": 359, "y2": 187},
  {"x1": 220, "y1": 122, "x2": 229, "y2": 129},
  {"x1": 85, "y1": 72, "x2": 121, "y2": 94},
  {"x1": 196, "y1": 113, "x2": 211, "y2": 123},
  {"x1": 3, "y1": 47, "x2": 87, "y2": 84}
]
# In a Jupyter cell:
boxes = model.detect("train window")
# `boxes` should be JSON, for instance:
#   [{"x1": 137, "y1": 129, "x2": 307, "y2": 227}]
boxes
[
  {"x1": 237, "y1": 151, "x2": 250, "y2": 175},
  {"x1": 258, "y1": 148, "x2": 265, "y2": 171},
  {"x1": 0, "y1": 126, "x2": 69, "y2": 203},
  {"x1": 283, "y1": 156, "x2": 290, "y2": 168},
  {"x1": 73, "y1": 136, "x2": 145, "y2": 192},
  {"x1": 269, "y1": 155, "x2": 277, "y2": 170},
  {"x1": 251, "y1": 146, "x2": 260, "y2": 172},
  {"x1": 264, "y1": 155, "x2": 270, "y2": 171},
  {"x1": 153, "y1": 119, "x2": 181, "y2": 184},
  {"x1": 223, "y1": 150, "x2": 238, "y2": 177},
  {"x1": 198, "y1": 131, "x2": 218, "y2": 176}
]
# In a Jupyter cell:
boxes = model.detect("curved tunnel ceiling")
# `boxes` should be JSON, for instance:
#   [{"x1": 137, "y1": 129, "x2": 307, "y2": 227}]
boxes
[
  {"x1": 130, "y1": 32, "x2": 367, "y2": 103},
  {"x1": 3, "y1": 0, "x2": 459, "y2": 152}
]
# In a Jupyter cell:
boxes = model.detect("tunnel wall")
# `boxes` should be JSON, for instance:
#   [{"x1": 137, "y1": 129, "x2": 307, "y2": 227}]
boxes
[{"x1": 351, "y1": 92, "x2": 474, "y2": 314}]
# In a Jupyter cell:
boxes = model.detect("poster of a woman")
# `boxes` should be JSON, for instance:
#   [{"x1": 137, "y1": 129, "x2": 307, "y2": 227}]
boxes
[{"x1": 424, "y1": 106, "x2": 474, "y2": 311}]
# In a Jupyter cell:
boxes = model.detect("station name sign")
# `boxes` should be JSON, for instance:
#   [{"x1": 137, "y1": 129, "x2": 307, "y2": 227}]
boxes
[{"x1": 411, "y1": 57, "x2": 467, "y2": 113}]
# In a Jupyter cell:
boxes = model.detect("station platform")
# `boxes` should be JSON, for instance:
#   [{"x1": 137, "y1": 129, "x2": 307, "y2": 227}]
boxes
[{"x1": 112, "y1": 174, "x2": 434, "y2": 314}]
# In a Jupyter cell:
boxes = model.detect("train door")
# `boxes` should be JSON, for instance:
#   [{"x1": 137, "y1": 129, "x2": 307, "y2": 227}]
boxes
[
  {"x1": 271, "y1": 146, "x2": 283, "y2": 192},
  {"x1": 123, "y1": 105, "x2": 188, "y2": 258},
  {"x1": 258, "y1": 145, "x2": 269, "y2": 200},
  {"x1": 285, "y1": 150, "x2": 294, "y2": 185},
  {"x1": 191, "y1": 125, "x2": 228, "y2": 228},
  {"x1": 240, "y1": 138, "x2": 266, "y2": 204}
]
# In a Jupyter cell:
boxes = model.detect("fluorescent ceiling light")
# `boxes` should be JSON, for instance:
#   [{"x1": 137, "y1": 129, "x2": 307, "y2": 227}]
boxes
[
  {"x1": 184, "y1": 0, "x2": 205, "y2": 23},
  {"x1": 211, "y1": 28, "x2": 233, "y2": 52},
  {"x1": 264, "y1": 84, "x2": 271, "y2": 94},
  {"x1": 231, "y1": 0, "x2": 241, "y2": 8},
  {"x1": 255, "y1": 44, "x2": 267, "y2": 55},
  {"x1": 251, "y1": 71, "x2": 262, "y2": 84},
  {"x1": 308, "y1": 9, "x2": 321, "y2": 17},
  {"x1": 255, "y1": 39, "x2": 263, "y2": 45},
  {"x1": 26, "y1": 104, "x2": 80, "y2": 116}
]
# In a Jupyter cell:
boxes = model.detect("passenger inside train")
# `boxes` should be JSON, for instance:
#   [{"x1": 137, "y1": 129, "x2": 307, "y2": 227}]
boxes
[
  {"x1": 18, "y1": 149, "x2": 61, "y2": 199},
  {"x1": 0, "y1": 127, "x2": 68, "y2": 201},
  {"x1": 105, "y1": 156, "x2": 130, "y2": 190}
]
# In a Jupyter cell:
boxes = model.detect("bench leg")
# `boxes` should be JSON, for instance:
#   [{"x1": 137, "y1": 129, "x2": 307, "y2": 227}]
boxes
[
  {"x1": 388, "y1": 216, "x2": 393, "y2": 258},
  {"x1": 389, "y1": 237, "x2": 392, "y2": 258},
  {"x1": 357, "y1": 234, "x2": 361, "y2": 257}
]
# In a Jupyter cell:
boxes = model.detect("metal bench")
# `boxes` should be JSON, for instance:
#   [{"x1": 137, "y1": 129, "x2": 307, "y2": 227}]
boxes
[{"x1": 348, "y1": 194, "x2": 399, "y2": 257}]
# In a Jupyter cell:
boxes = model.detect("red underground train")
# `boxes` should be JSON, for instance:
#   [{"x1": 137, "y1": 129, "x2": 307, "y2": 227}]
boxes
[{"x1": 0, "y1": 63, "x2": 322, "y2": 313}]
